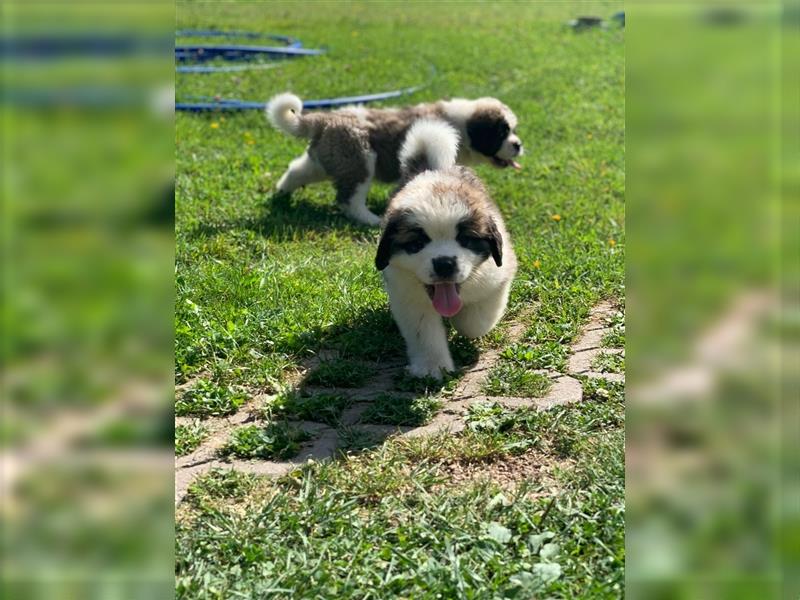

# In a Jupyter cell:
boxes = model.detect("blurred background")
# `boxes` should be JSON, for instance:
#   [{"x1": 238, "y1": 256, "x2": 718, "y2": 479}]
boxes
[
  {"x1": 1, "y1": 2, "x2": 175, "y2": 599},
  {"x1": 0, "y1": 1, "x2": 796, "y2": 599},
  {"x1": 626, "y1": 1, "x2": 797, "y2": 598}
]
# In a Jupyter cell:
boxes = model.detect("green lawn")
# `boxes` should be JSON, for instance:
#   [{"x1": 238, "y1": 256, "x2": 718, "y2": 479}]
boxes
[{"x1": 175, "y1": 1, "x2": 624, "y2": 597}]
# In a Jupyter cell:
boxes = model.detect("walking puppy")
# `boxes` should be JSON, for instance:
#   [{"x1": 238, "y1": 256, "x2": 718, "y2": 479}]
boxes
[
  {"x1": 267, "y1": 94, "x2": 523, "y2": 225},
  {"x1": 375, "y1": 120, "x2": 517, "y2": 378}
]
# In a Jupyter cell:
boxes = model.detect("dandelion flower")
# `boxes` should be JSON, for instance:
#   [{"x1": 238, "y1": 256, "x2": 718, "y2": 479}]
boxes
[
  {"x1": 210, "y1": 122, "x2": 219, "y2": 129},
  {"x1": 533, "y1": 260, "x2": 541, "y2": 269},
  {"x1": 551, "y1": 214, "x2": 561, "y2": 221}
]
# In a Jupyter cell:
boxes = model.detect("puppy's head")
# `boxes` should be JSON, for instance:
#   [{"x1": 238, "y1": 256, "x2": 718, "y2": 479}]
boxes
[
  {"x1": 375, "y1": 172, "x2": 503, "y2": 318},
  {"x1": 464, "y1": 98, "x2": 523, "y2": 169}
]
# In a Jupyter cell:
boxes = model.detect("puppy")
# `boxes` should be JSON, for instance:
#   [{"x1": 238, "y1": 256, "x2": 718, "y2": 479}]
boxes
[
  {"x1": 375, "y1": 120, "x2": 517, "y2": 378},
  {"x1": 266, "y1": 93, "x2": 523, "y2": 225}
]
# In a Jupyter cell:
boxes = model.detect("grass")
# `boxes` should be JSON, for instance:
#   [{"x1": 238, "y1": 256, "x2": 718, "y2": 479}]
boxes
[
  {"x1": 466, "y1": 401, "x2": 523, "y2": 434},
  {"x1": 591, "y1": 351, "x2": 625, "y2": 374},
  {"x1": 601, "y1": 328, "x2": 625, "y2": 348},
  {"x1": 391, "y1": 370, "x2": 458, "y2": 395},
  {"x1": 482, "y1": 363, "x2": 553, "y2": 398},
  {"x1": 601, "y1": 309, "x2": 625, "y2": 348},
  {"x1": 305, "y1": 359, "x2": 372, "y2": 388},
  {"x1": 336, "y1": 426, "x2": 386, "y2": 455},
  {"x1": 175, "y1": 379, "x2": 247, "y2": 417},
  {"x1": 177, "y1": 382, "x2": 625, "y2": 599},
  {"x1": 176, "y1": 1, "x2": 624, "y2": 597},
  {"x1": 186, "y1": 469, "x2": 259, "y2": 506},
  {"x1": 360, "y1": 393, "x2": 442, "y2": 427},
  {"x1": 175, "y1": 422, "x2": 208, "y2": 457},
  {"x1": 220, "y1": 423, "x2": 311, "y2": 460},
  {"x1": 500, "y1": 340, "x2": 569, "y2": 371},
  {"x1": 269, "y1": 390, "x2": 353, "y2": 425}
]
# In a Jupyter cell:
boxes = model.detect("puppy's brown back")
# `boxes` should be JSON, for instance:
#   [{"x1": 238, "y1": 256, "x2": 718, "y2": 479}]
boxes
[{"x1": 364, "y1": 103, "x2": 445, "y2": 182}]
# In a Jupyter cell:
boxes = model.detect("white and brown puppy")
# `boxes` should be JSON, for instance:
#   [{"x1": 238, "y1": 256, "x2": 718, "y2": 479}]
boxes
[
  {"x1": 266, "y1": 93, "x2": 523, "y2": 226},
  {"x1": 376, "y1": 120, "x2": 517, "y2": 378}
]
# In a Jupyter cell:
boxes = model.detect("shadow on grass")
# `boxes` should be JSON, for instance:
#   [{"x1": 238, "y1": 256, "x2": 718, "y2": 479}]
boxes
[
  {"x1": 320, "y1": 308, "x2": 402, "y2": 360},
  {"x1": 184, "y1": 191, "x2": 389, "y2": 242},
  {"x1": 269, "y1": 311, "x2": 483, "y2": 457}
]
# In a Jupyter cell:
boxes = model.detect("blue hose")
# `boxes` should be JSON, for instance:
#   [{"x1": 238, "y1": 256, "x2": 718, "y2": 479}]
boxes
[
  {"x1": 175, "y1": 44, "x2": 324, "y2": 62},
  {"x1": 175, "y1": 30, "x2": 431, "y2": 112},
  {"x1": 176, "y1": 63, "x2": 282, "y2": 74},
  {"x1": 175, "y1": 30, "x2": 303, "y2": 48},
  {"x1": 176, "y1": 84, "x2": 427, "y2": 112}
]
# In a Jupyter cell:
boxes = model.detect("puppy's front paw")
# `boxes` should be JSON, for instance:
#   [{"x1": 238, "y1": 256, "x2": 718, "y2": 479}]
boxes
[
  {"x1": 407, "y1": 362, "x2": 452, "y2": 380},
  {"x1": 362, "y1": 213, "x2": 381, "y2": 227},
  {"x1": 275, "y1": 174, "x2": 293, "y2": 194}
]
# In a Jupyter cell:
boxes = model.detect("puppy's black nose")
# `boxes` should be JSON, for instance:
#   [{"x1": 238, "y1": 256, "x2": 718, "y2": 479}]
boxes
[
  {"x1": 511, "y1": 141, "x2": 522, "y2": 153},
  {"x1": 432, "y1": 256, "x2": 457, "y2": 278}
]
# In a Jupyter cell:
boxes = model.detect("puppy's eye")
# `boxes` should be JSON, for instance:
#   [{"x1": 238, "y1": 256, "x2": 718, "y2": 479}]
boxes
[
  {"x1": 399, "y1": 228, "x2": 430, "y2": 255},
  {"x1": 457, "y1": 232, "x2": 490, "y2": 256},
  {"x1": 402, "y1": 239, "x2": 427, "y2": 254}
]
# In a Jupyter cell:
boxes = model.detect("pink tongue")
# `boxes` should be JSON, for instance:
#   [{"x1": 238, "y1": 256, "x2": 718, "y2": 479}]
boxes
[
  {"x1": 511, "y1": 160, "x2": 521, "y2": 170},
  {"x1": 432, "y1": 283, "x2": 463, "y2": 317}
]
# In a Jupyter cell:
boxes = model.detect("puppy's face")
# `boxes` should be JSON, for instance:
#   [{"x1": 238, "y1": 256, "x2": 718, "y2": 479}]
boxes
[
  {"x1": 465, "y1": 99, "x2": 523, "y2": 169},
  {"x1": 376, "y1": 178, "x2": 502, "y2": 317}
]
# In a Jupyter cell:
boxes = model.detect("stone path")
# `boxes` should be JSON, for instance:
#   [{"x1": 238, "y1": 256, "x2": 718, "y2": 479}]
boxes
[{"x1": 175, "y1": 301, "x2": 624, "y2": 504}]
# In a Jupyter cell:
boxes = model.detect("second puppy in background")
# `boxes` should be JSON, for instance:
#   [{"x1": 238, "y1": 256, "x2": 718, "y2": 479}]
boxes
[
  {"x1": 376, "y1": 120, "x2": 517, "y2": 378},
  {"x1": 266, "y1": 94, "x2": 524, "y2": 225}
]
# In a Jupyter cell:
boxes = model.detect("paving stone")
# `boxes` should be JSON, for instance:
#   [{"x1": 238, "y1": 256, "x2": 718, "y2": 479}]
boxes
[
  {"x1": 228, "y1": 460, "x2": 297, "y2": 477},
  {"x1": 402, "y1": 415, "x2": 466, "y2": 438},
  {"x1": 353, "y1": 423, "x2": 412, "y2": 436},
  {"x1": 567, "y1": 348, "x2": 598, "y2": 374},
  {"x1": 584, "y1": 372, "x2": 625, "y2": 383},
  {"x1": 295, "y1": 429, "x2": 340, "y2": 462},
  {"x1": 339, "y1": 404, "x2": 371, "y2": 426},
  {"x1": 495, "y1": 397, "x2": 538, "y2": 409},
  {"x1": 533, "y1": 376, "x2": 583, "y2": 409},
  {"x1": 175, "y1": 461, "x2": 219, "y2": 504},
  {"x1": 285, "y1": 420, "x2": 334, "y2": 434},
  {"x1": 571, "y1": 327, "x2": 605, "y2": 352}
]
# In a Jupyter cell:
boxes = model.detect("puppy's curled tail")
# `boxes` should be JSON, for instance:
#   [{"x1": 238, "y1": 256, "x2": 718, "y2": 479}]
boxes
[
  {"x1": 266, "y1": 93, "x2": 307, "y2": 138},
  {"x1": 400, "y1": 119, "x2": 459, "y2": 180}
]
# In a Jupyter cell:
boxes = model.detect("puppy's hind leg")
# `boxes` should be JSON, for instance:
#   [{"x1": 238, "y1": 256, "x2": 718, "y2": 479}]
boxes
[
  {"x1": 335, "y1": 152, "x2": 381, "y2": 226},
  {"x1": 276, "y1": 151, "x2": 327, "y2": 194}
]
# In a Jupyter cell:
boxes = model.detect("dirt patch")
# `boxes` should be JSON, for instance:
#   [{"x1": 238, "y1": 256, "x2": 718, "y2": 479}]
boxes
[{"x1": 435, "y1": 450, "x2": 571, "y2": 497}]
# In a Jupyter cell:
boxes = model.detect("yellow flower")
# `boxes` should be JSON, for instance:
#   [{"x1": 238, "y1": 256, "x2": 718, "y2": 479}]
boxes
[
  {"x1": 247, "y1": 139, "x2": 255, "y2": 145},
  {"x1": 210, "y1": 122, "x2": 219, "y2": 129},
  {"x1": 533, "y1": 260, "x2": 541, "y2": 269},
  {"x1": 551, "y1": 214, "x2": 561, "y2": 221},
  {"x1": 608, "y1": 239, "x2": 617, "y2": 247}
]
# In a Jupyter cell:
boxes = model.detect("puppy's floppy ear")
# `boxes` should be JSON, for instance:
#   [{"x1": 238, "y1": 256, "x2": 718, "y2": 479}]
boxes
[
  {"x1": 485, "y1": 218, "x2": 503, "y2": 266},
  {"x1": 375, "y1": 214, "x2": 402, "y2": 271},
  {"x1": 466, "y1": 109, "x2": 509, "y2": 157}
]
